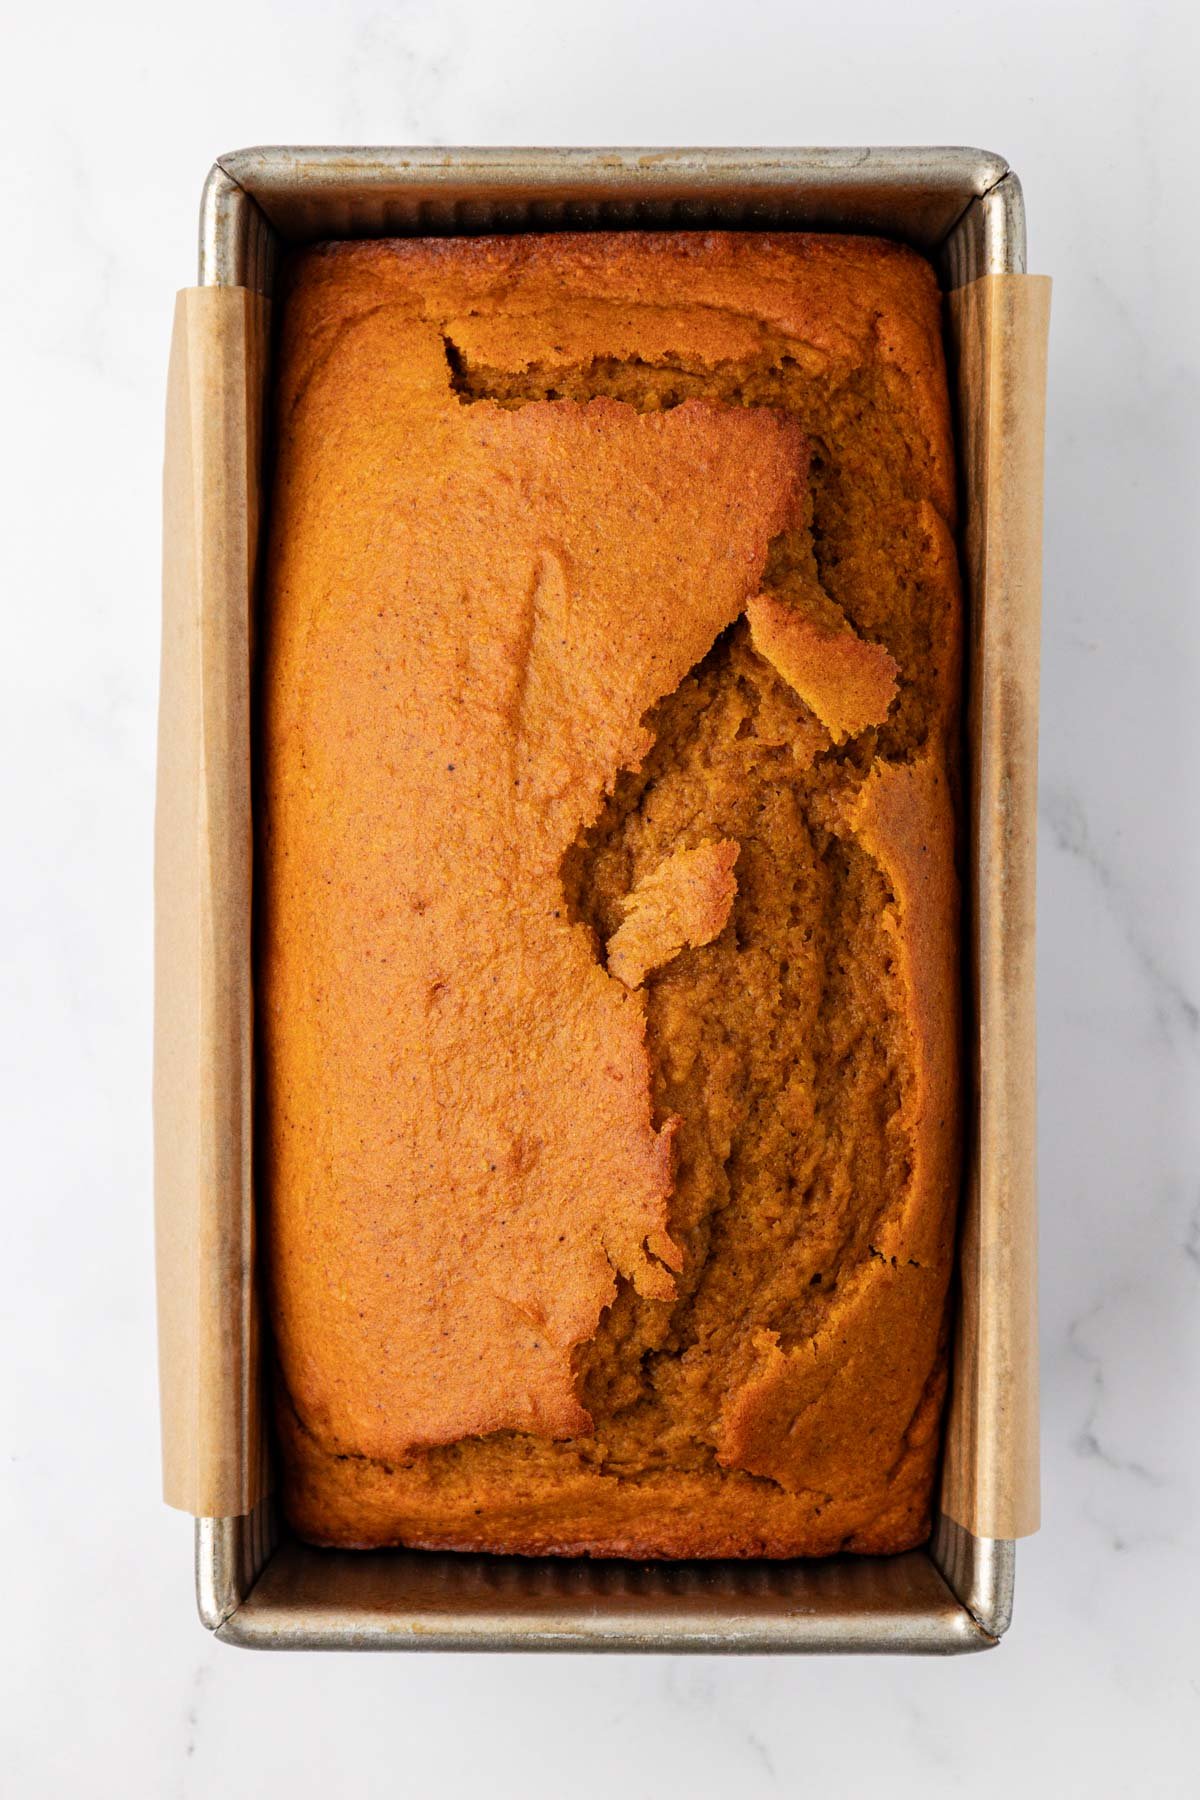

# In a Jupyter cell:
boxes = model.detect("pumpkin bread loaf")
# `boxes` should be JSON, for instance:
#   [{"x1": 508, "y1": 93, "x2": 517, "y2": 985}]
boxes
[{"x1": 261, "y1": 232, "x2": 961, "y2": 1556}]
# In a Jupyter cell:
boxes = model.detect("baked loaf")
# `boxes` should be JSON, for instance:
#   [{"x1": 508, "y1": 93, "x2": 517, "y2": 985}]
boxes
[{"x1": 262, "y1": 231, "x2": 962, "y2": 1557}]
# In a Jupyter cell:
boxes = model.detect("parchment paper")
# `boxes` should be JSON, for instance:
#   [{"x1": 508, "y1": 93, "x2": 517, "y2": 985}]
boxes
[
  {"x1": 155, "y1": 287, "x2": 267, "y2": 1517},
  {"x1": 939, "y1": 273, "x2": 1051, "y2": 1540},
  {"x1": 154, "y1": 273, "x2": 1049, "y2": 1538}
]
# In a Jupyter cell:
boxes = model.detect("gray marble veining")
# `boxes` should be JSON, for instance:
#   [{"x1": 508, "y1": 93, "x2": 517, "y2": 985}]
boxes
[{"x1": 4, "y1": 0, "x2": 1198, "y2": 1794}]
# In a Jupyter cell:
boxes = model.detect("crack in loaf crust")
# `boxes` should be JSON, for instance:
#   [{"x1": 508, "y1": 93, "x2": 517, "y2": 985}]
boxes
[{"x1": 262, "y1": 232, "x2": 962, "y2": 1557}]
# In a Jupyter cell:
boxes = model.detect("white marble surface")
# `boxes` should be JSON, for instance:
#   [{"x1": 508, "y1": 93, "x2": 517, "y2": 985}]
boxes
[{"x1": 4, "y1": 0, "x2": 1199, "y2": 1792}]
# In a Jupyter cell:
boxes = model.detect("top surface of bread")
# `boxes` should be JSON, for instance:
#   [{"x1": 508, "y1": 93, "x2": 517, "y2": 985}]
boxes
[{"x1": 262, "y1": 231, "x2": 962, "y2": 1557}]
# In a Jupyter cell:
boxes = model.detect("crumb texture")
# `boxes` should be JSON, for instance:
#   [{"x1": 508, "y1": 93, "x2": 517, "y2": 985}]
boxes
[{"x1": 263, "y1": 231, "x2": 962, "y2": 1557}]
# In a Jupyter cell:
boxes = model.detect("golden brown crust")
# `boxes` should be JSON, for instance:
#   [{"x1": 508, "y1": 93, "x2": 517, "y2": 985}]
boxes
[
  {"x1": 746, "y1": 591, "x2": 899, "y2": 741},
  {"x1": 606, "y1": 839, "x2": 740, "y2": 989},
  {"x1": 262, "y1": 230, "x2": 962, "y2": 1556},
  {"x1": 275, "y1": 1388, "x2": 938, "y2": 1557},
  {"x1": 264, "y1": 361, "x2": 804, "y2": 1454},
  {"x1": 278, "y1": 231, "x2": 955, "y2": 526}
]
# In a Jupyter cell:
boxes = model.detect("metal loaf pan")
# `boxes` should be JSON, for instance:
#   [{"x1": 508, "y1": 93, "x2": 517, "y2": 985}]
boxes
[{"x1": 195, "y1": 146, "x2": 1026, "y2": 1653}]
